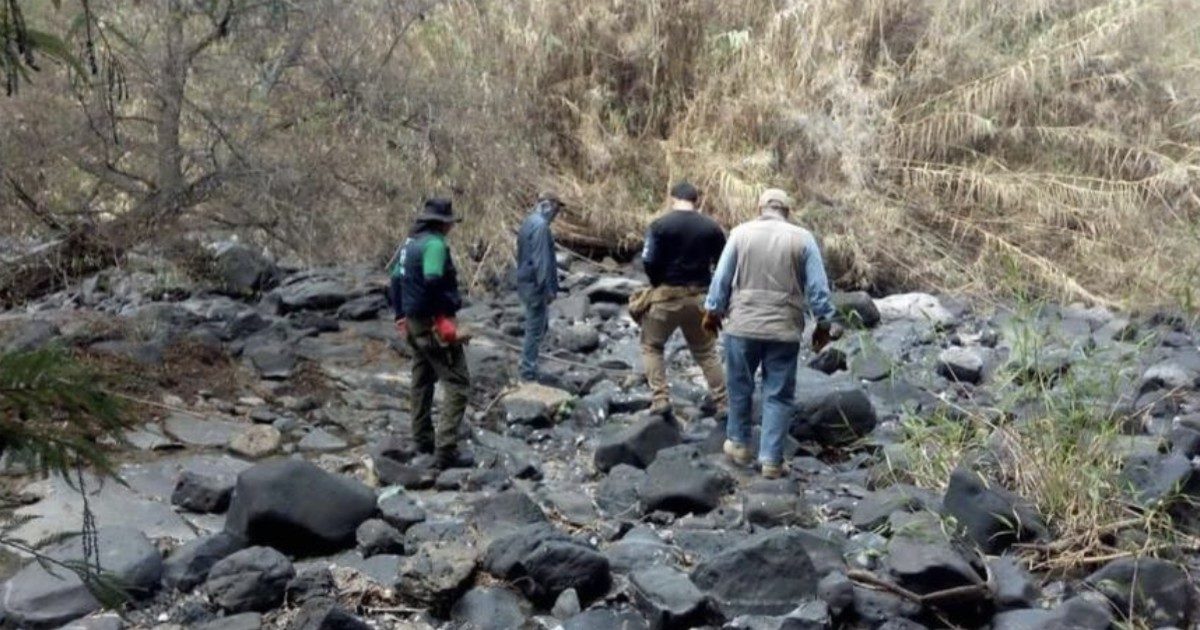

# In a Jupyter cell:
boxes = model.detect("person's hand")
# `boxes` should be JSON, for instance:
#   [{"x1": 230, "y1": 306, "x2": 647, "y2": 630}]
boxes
[
  {"x1": 433, "y1": 316, "x2": 459, "y2": 344},
  {"x1": 702, "y1": 311, "x2": 723, "y2": 336},
  {"x1": 811, "y1": 321, "x2": 842, "y2": 353},
  {"x1": 394, "y1": 318, "x2": 408, "y2": 337}
]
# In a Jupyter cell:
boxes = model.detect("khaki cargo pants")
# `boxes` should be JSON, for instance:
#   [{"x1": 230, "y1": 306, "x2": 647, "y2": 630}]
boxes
[
  {"x1": 406, "y1": 317, "x2": 471, "y2": 452},
  {"x1": 639, "y1": 288, "x2": 727, "y2": 411}
]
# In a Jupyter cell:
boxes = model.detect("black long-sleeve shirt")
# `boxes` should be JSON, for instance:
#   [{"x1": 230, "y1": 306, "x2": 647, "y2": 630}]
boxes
[{"x1": 642, "y1": 209, "x2": 726, "y2": 287}]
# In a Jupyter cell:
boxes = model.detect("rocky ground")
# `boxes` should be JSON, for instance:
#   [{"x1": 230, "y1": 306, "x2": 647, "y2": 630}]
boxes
[{"x1": 1, "y1": 243, "x2": 1199, "y2": 629}]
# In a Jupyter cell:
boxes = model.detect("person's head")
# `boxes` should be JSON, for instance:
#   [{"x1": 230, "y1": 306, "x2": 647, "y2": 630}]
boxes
[
  {"x1": 536, "y1": 191, "x2": 563, "y2": 221},
  {"x1": 669, "y1": 181, "x2": 700, "y2": 210},
  {"x1": 416, "y1": 197, "x2": 461, "y2": 233},
  {"x1": 757, "y1": 188, "x2": 793, "y2": 219}
]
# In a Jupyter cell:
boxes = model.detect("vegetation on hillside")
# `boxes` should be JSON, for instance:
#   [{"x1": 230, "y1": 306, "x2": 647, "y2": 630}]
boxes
[{"x1": 1, "y1": 0, "x2": 1198, "y2": 309}]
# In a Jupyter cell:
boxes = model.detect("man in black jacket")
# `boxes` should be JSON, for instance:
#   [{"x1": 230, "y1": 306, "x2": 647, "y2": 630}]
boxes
[
  {"x1": 639, "y1": 182, "x2": 728, "y2": 417},
  {"x1": 388, "y1": 198, "x2": 473, "y2": 468}
]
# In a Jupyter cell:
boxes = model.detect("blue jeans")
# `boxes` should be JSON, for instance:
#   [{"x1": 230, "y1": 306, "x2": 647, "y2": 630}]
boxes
[
  {"x1": 725, "y1": 334, "x2": 799, "y2": 465},
  {"x1": 521, "y1": 296, "x2": 549, "y2": 380}
]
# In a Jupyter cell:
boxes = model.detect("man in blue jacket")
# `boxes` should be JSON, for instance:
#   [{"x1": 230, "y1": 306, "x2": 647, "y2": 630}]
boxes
[
  {"x1": 515, "y1": 192, "x2": 562, "y2": 382},
  {"x1": 388, "y1": 198, "x2": 473, "y2": 469}
]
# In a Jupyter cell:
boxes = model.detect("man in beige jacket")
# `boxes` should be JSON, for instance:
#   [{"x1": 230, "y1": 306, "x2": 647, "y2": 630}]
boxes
[{"x1": 703, "y1": 189, "x2": 838, "y2": 478}]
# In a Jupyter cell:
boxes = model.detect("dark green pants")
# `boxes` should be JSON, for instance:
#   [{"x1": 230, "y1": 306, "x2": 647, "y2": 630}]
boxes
[{"x1": 406, "y1": 318, "x2": 472, "y2": 452}]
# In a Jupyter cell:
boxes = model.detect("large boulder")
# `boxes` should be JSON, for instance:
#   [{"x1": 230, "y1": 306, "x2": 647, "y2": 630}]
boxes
[
  {"x1": 690, "y1": 528, "x2": 836, "y2": 617},
  {"x1": 0, "y1": 527, "x2": 163, "y2": 628},
  {"x1": 205, "y1": 546, "x2": 295, "y2": 613},
  {"x1": 483, "y1": 524, "x2": 612, "y2": 607},
  {"x1": 638, "y1": 446, "x2": 732, "y2": 516},
  {"x1": 875, "y1": 293, "x2": 954, "y2": 326},
  {"x1": 1085, "y1": 557, "x2": 1193, "y2": 627},
  {"x1": 597, "y1": 464, "x2": 647, "y2": 519},
  {"x1": 224, "y1": 459, "x2": 377, "y2": 556},
  {"x1": 594, "y1": 415, "x2": 682, "y2": 472},
  {"x1": 212, "y1": 242, "x2": 280, "y2": 296},
  {"x1": 630, "y1": 565, "x2": 718, "y2": 629},
  {"x1": 272, "y1": 274, "x2": 354, "y2": 313},
  {"x1": 172, "y1": 469, "x2": 235, "y2": 514},
  {"x1": 163, "y1": 531, "x2": 247, "y2": 591},
  {"x1": 792, "y1": 385, "x2": 877, "y2": 447},
  {"x1": 941, "y1": 468, "x2": 1047, "y2": 554}
]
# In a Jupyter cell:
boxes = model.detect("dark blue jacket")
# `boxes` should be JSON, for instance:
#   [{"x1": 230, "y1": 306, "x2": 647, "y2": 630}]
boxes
[
  {"x1": 516, "y1": 202, "x2": 559, "y2": 302},
  {"x1": 388, "y1": 227, "x2": 462, "y2": 320}
]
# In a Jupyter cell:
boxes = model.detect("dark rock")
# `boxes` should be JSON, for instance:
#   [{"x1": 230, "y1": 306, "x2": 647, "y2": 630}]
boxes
[
  {"x1": 355, "y1": 519, "x2": 405, "y2": 557},
  {"x1": 205, "y1": 546, "x2": 295, "y2": 613},
  {"x1": 852, "y1": 584, "x2": 921, "y2": 624},
  {"x1": 502, "y1": 383, "x2": 574, "y2": 427},
  {"x1": 792, "y1": 385, "x2": 877, "y2": 447},
  {"x1": 398, "y1": 545, "x2": 478, "y2": 611},
  {"x1": 163, "y1": 413, "x2": 242, "y2": 447},
  {"x1": 288, "y1": 598, "x2": 371, "y2": 630},
  {"x1": 987, "y1": 556, "x2": 1039, "y2": 610},
  {"x1": 560, "y1": 324, "x2": 602, "y2": 353},
  {"x1": 224, "y1": 459, "x2": 377, "y2": 556},
  {"x1": 941, "y1": 467, "x2": 1048, "y2": 554},
  {"x1": 743, "y1": 493, "x2": 815, "y2": 528},
  {"x1": 630, "y1": 565, "x2": 717, "y2": 629},
  {"x1": 885, "y1": 539, "x2": 987, "y2": 622},
  {"x1": 483, "y1": 524, "x2": 612, "y2": 607},
  {"x1": 605, "y1": 529, "x2": 683, "y2": 574},
  {"x1": 274, "y1": 276, "x2": 354, "y2": 313},
  {"x1": 244, "y1": 338, "x2": 297, "y2": 380},
  {"x1": 610, "y1": 392, "x2": 654, "y2": 415},
  {"x1": 690, "y1": 528, "x2": 830, "y2": 616},
  {"x1": 2, "y1": 319, "x2": 60, "y2": 353},
  {"x1": 851, "y1": 484, "x2": 936, "y2": 532},
  {"x1": 213, "y1": 243, "x2": 279, "y2": 296},
  {"x1": 1170, "y1": 417, "x2": 1200, "y2": 457},
  {"x1": 833, "y1": 291, "x2": 882, "y2": 328},
  {"x1": 553, "y1": 588, "x2": 583, "y2": 619},
  {"x1": 1119, "y1": 451, "x2": 1197, "y2": 508},
  {"x1": 597, "y1": 464, "x2": 647, "y2": 519},
  {"x1": 639, "y1": 447, "x2": 731, "y2": 516},
  {"x1": 563, "y1": 608, "x2": 650, "y2": 630},
  {"x1": 585, "y1": 277, "x2": 646, "y2": 304},
  {"x1": 163, "y1": 531, "x2": 247, "y2": 591},
  {"x1": 594, "y1": 415, "x2": 682, "y2": 472},
  {"x1": 172, "y1": 469, "x2": 235, "y2": 514},
  {"x1": 336, "y1": 294, "x2": 387, "y2": 321},
  {"x1": 449, "y1": 587, "x2": 530, "y2": 630},
  {"x1": 286, "y1": 567, "x2": 335, "y2": 606},
  {"x1": 0, "y1": 527, "x2": 163, "y2": 628},
  {"x1": 991, "y1": 595, "x2": 1113, "y2": 630},
  {"x1": 471, "y1": 490, "x2": 548, "y2": 539},
  {"x1": 374, "y1": 455, "x2": 437, "y2": 490},
  {"x1": 937, "y1": 347, "x2": 984, "y2": 384},
  {"x1": 1085, "y1": 557, "x2": 1193, "y2": 627},
  {"x1": 404, "y1": 520, "x2": 469, "y2": 549},
  {"x1": 807, "y1": 348, "x2": 847, "y2": 375},
  {"x1": 817, "y1": 572, "x2": 854, "y2": 617},
  {"x1": 377, "y1": 491, "x2": 427, "y2": 532}
]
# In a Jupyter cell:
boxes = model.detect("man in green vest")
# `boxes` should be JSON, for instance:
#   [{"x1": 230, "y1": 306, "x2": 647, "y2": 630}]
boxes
[{"x1": 388, "y1": 198, "x2": 474, "y2": 469}]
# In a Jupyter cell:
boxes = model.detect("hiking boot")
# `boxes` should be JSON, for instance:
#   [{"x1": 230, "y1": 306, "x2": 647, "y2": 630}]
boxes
[
  {"x1": 415, "y1": 440, "x2": 435, "y2": 456},
  {"x1": 761, "y1": 461, "x2": 788, "y2": 480},
  {"x1": 723, "y1": 440, "x2": 753, "y2": 466},
  {"x1": 434, "y1": 448, "x2": 476, "y2": 470}
]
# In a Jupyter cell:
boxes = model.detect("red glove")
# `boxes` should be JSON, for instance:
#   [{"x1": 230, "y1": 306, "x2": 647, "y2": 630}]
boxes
[
  {"x1": 395, "y1": 318, "x2": 408, "y2": 337},
  {"x1": 433, "y1": 315, "x2": 459, "y2": 344}
]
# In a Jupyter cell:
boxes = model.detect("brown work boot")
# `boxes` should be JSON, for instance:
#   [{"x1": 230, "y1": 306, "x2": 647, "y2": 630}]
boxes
[
  {"x1": 723, "y1": 440, "x2": 753, "y2": 466},
  {"x1": 761, "y1": 461, "x2": 788, "y2": 480}
]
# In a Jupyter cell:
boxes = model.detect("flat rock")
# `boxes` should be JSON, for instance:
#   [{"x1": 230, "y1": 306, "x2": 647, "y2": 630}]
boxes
[
  {"x1": 164, "y1": 413, "x2": 244, "y2": 448},
  {"x1": 691, "y1": 528, "x2": 830, "y2": 617},
  {"x1": 937, "y1": 346, "x2": 985, "y2": 384},
  {"x1": 471, "y1": 490, "x2": 548, "y2": 539},
  {"x1": 399, "y1": 545, "x2": 478, "y2": 610},
  {"x1": 502, "y1": 383, "x2": 575, "y2": 427},
  {"x1": 0, "y1": 527, "x2": 163, "y2": 627},
  {"x1": 875, "y1": 293, "x2": 954, "y2": 326},
  {"x1": 638, "y1": 447, "x2": 731, "y2": 516},
  {"x1": 298, "y1": 428, "x2": 348, "y2": 453}
]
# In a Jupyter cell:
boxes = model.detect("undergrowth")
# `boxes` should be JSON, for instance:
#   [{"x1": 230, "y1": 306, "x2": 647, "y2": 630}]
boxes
[{"x1": 888, "y1": 303, "x2": 1195, "y2": 574}]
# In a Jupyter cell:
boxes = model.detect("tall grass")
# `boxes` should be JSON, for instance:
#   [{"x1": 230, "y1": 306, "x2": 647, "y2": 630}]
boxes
[{"x1": 372, "y1": 0, "x2": 1199, "y2": 309}]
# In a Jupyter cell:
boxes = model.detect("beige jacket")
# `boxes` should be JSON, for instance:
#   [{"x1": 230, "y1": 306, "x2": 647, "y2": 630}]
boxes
[{"x1": 703, "y1": 213, "x2": 836, "y2": 343}]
